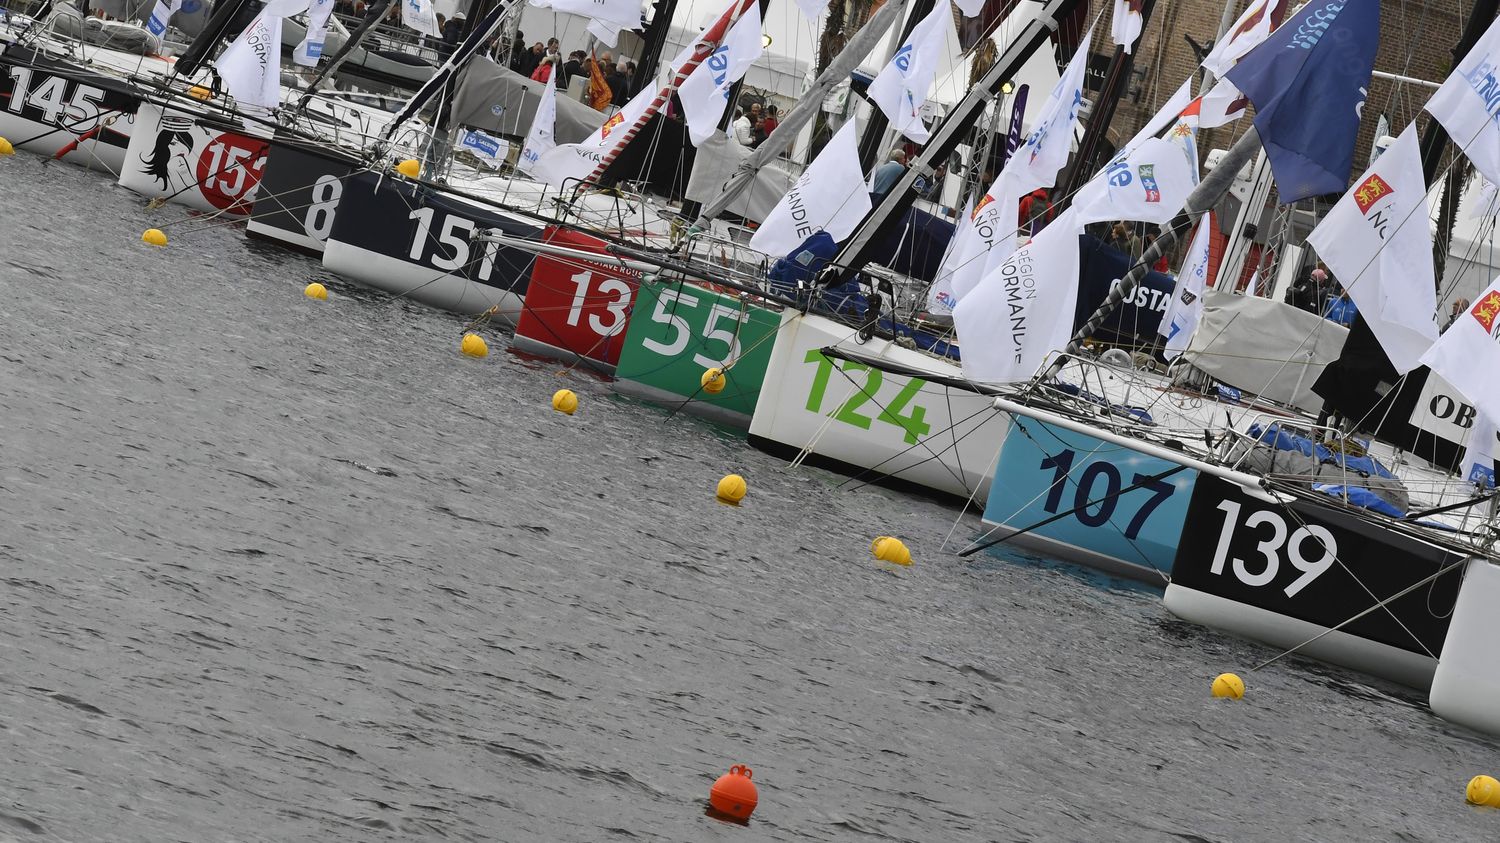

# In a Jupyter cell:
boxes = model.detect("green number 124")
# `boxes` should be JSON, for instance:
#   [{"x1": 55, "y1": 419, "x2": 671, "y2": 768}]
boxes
[{"x1": 802, "y1": 350, "x2": 932, "y2": 445}]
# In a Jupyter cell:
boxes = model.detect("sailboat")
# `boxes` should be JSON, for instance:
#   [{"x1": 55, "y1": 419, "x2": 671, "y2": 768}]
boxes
[{"x1": 937, "y1": 0, "x2": 1500, "y2": 735}]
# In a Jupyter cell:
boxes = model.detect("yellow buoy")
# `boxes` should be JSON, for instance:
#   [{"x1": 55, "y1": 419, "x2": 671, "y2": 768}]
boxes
[
  {"x1": 141, "y1": 228, "x2": 168, "y2": 247},
  {"x1": 1211, "y1": 673, "x2": 1245, "y2": 700},
  {"x1": 396, "y1": 159, "x2": 421, "y2": 179},
  {"x1": 871, "y1": 536, "x2": 912, "y2": 566},
  {"x1": 716, "y1": 473, "x2": 747, "y2": 505},
  {"x1": 1468, "y1": 775, "x2": 1500, "y2": 807},
  {"x1": 187, "y1": 85, "x2": 212, "y2": 101},
  {"x1": 304, "y1": 282, "x2": 328, "y2": 300},
  {"x1": 701, "y1": 367, "x2": 727, "y2": 394},
  {"x1": 552, "y1": 388, "x2": 578, "y2": 415},
  {"x1": 0, "y1": 136, "x2": 13, "y2": 156},
  {"x1": 460, "y1": 333, "x2": 489, "y2": 358}
]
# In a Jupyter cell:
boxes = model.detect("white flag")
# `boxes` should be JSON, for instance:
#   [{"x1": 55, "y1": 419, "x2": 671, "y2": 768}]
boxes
[
  {"x1": 401, "y1": 0, "x2": 439, "y2": 37},
  {"x1": 528, "y1": 84, "x2": 654, "y2": 189},
  {"x1": 866, "y1": 1, "x2": 952, "y2": 143},
  {"x1": 1111, "y1": 0, "x2": 1143, "y2": 54},
  {"x1": 953, "y1": 208, "x2": 1083, "y2": 384},
  {"x1": 928, "y1": 194, "x2": 976, "y2": 317},
  {"x1": 1462, "y1": 408, "x2": 1499, "y2": 487},
  {"x1": 293, "y1": 0, "x2": 336, "y2": 65},
  {"x1": 217, "y1": 0, "x2": 312, "y2": 111},
  {"x1": 748, "y1": 120, "x2": 871, "y2": 256},
  {"x1": 944, "y1": 172, "x2": 1027, "y2": 302},
  {"x1": 1197, "y1": 0, "x2": 1287, "y2": 128},
  {"x1": 1010, "y1": 25, "x2": 1093, "y2": 196},
  {"x1": 1073, "y1": 96, "x2": 1199, "y2": 226},
  {"x1": 679, "y1": 3, "x2": 763, "y2": 146},
  {"x1": 1426, "y1": 15, "x2": 1500, "y2": 190},
  {"x1": 553, "y1": 0, "x2": 640, "y2": 29},
  {"x1": 1161, "y1": 216, "x2": 1212, "y2": 359},
  {"x1": 953, "y1": 0, "x2": 983, "y2": 16},
  {"x1": 588, "y1": 19, "x2": 622, "y2": 46},
  {"x1": 795, "y1": 0, "x2": 830, "y2": 19},
  {"x1": 1419, "y1": 276, "x2": 1500, "y2": 424},
  {"x1": 1306, "y1": 124, "x2": 1437, "y2": 375},
  {"x1": 145, "y1": 0, "x2": 182, "y2": 37},
  {"x1": 519, "y1": 69, "x2": 557, "y2": 174}
]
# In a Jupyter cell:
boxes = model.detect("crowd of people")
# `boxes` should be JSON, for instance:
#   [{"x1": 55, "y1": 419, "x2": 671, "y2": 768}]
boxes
[{"x1": 497, "y1": 34, "x2": 644, "y2": 111}]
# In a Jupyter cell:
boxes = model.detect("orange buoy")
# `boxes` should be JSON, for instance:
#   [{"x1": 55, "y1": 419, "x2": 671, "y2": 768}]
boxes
[{"x1": 708, "y1": 764, "x2": 757, "y2": 821}]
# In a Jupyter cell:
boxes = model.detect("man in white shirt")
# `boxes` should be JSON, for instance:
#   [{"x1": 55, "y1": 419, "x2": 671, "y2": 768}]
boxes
[{"x1": 733, "y1": 110, "x2": 755, "y2": 146}]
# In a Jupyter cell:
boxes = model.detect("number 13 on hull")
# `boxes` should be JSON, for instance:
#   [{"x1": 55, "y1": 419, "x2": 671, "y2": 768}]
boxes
[{"x1": 513, "y1": 227, "x2": 639, "y2": 373}]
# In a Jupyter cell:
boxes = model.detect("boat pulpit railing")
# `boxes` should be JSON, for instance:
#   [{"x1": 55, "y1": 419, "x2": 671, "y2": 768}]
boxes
[{"x1": 1033, "y1": 352, "x2": 1164, "y2": 430}]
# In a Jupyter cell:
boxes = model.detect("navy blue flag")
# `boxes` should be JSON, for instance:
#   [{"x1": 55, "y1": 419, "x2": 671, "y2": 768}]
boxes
[{"x1": 1226, "y1": 0, "x2": 1380, "y2": 203}]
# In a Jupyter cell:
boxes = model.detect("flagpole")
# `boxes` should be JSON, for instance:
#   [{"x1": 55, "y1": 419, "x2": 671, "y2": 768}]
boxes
[
  {"x1": 1043, "y1": 126, "x2": 1262, "y2": 379},
  {"x1": 580, "y1": 0, "x2": 759, "y2": 188}
]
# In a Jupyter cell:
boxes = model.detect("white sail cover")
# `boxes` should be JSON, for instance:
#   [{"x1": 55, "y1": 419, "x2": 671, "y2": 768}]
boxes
[
  {"x1": 953, "y1": 208, "x2": 1083, "y2": 384},
  {"x1": 866, "y1": 1, "x2": 952, "y2": 143},
  {"x1": 1426, "y1": 14, "x2": 1500, "y2": 190},
  {"x1": 679, "y1": 3, "x2": 763, "y2": 145},
  {"x1": 748, "y1": 120, "x2": 870, "y2": 256},
  {"x1": 1181, "y1": 291, "x2": 1348, "y2": 413},
  {"x1": 1305, "y1": 123, "x2": 1437, "y2": 374}
]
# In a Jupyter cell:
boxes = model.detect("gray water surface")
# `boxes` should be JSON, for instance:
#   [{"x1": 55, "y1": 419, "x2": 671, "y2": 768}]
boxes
[{"x1": 1, "y1": 152, "x2": 1498, "y2": 842}]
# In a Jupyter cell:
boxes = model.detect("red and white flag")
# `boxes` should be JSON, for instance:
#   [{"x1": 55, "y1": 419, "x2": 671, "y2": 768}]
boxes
[
  {"x1": 1197, "y1": 0, "x2": 1291, "y2": 128},
  {"x1": 1420, "y1": 276, "x2": 1500, "y2": 423},
  {"x1": 1306, "y1": 123, "x2": 1437, "y2": 374}
]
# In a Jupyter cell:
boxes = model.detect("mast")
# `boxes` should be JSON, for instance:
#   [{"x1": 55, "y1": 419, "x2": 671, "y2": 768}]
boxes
[
  {"x1": 172, "y1": 0, "x2": 257, "y2": 79},
  {"x1": 854, "y1": 0, "x2": 938, "y2": 174},
  {"x1": 691, "y1": 0, "x2": 912, "y2": 224},
  {"x1": 632, "y1": 0, "x2": 684, "y2": 97},
  {"x1": 824, "y1": 0, "x2": 1089, "y2": 286}
]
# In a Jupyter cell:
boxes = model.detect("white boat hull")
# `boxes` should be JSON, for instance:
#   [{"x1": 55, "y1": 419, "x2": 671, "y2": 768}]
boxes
[{"x1": 747, "y1": 311, "x2": 1007, "y2": 502}]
